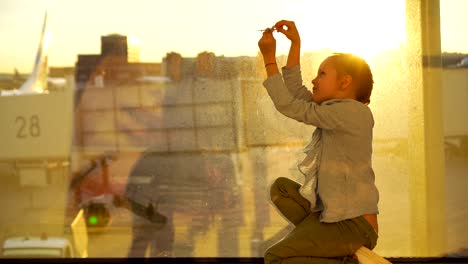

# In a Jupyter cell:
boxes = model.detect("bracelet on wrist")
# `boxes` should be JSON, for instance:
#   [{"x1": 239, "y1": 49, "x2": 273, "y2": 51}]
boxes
[{"x1": 265, "y1": 62, "x2": 277, "y2": 67}]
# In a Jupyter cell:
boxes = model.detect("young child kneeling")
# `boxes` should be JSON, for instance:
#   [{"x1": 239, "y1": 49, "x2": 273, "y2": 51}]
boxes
[{"x1": 258, "y1": 20, "x2": 379, "y2": 264}]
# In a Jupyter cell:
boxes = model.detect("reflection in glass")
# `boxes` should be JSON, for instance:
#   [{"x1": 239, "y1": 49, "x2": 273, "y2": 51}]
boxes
[{"x1": 0, "y1": 0, "x2": 467, "y2": 259}]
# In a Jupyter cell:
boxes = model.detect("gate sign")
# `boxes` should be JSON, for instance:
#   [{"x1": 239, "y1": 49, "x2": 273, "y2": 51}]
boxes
[{"x1": 0, "y1": 86, "x2": 73, "y2": 160}]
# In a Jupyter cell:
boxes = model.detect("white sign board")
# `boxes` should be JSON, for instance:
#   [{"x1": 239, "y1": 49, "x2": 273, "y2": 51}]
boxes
[{"x1": 0, "y1": 88, "x2": 73, "y2": 160}]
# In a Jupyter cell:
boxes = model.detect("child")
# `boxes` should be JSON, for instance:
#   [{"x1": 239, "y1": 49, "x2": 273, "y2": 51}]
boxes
[{"x1": 258, "y1": 20, "x2": 379, "y2": 264}]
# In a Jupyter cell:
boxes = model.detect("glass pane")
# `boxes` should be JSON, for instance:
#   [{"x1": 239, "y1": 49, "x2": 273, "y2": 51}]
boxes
[
  {"x1": 0, "y1": 0, "x2": 466, "y2": 260},
  {"x1": 440, "y1": 0, "x2": 468, "y2": 258}
]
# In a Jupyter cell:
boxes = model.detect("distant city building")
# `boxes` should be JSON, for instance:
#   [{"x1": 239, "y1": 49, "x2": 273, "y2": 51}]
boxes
[
  {"x1": 196, "y1": 52, "x2": 216, "y2": 78},
  {"x1": 74, "y1": 32, "x2": 268, "y2": 87},
  {"x1": 161, "y1": 52, "x2": 258, "y2": 82},
  {"x1": 49, "y1": 67, "x2": 75, "y2": 78},
  {"x1": 101, "y1": 34, "x2": 140, "y2": 63},
  {"x1": 75, "y1": 34, "x2": 159, "y2": 87},
  {"x1": 162, "y1": 52, "x2": 183, "y2": 82}
]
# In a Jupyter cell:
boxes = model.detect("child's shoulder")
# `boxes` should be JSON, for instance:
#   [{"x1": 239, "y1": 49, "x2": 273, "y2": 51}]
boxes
[
  {"x1": 322, "y1": 98, "x2": 369, "y2": 110},
  {"x1": 322, "y1": 99, "x2": 373, "y2": 121}
]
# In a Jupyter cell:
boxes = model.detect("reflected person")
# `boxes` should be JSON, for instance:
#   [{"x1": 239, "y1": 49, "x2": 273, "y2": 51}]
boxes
[{"x1": 125, "y1": 150, "x2": 176, "y2": 257}]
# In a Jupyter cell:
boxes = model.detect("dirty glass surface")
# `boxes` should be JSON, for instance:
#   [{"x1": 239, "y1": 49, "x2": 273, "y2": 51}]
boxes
[{"x1": 0, "y1": 0, "x2": 467, "y2": 259}]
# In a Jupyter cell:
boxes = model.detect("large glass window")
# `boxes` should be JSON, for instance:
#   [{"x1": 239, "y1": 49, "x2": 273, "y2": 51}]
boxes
[{"x1": 0, "y1": 0, "x2": 466, "y2": 260}]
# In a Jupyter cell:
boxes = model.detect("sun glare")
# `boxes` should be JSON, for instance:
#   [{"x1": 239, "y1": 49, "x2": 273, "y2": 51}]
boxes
[{"x1": 290, "y1": 0, "x2": 406, "y2": 61}]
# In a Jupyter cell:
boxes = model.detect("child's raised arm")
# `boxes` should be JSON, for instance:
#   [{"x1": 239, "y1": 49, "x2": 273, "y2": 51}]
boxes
[
  {"x1": 274, "y1": 20, "x2": 301, "y2": 69},
  {"x1": 258, "y1": 29, "x2": 280, "y2": 77}
]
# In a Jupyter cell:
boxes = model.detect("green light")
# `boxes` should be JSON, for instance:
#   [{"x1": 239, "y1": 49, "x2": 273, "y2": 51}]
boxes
[{"x1": 88, "y1": 215, "x2": 98, "y2": 225}]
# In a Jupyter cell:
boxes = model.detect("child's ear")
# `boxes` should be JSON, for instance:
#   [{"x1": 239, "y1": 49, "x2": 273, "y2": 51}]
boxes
[{"x1": 340, "y1": 74, "x2": 353, "y2": 90}]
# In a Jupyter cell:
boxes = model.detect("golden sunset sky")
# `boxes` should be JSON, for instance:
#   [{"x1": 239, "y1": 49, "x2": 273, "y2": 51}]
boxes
[{"x1": 0, "y1": 0, "x2": 466, "y2": 73}]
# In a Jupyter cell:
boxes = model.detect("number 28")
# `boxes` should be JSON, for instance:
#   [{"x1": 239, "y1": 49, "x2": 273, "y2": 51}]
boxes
[{"x1": 16, "y1": 115, "x2": 41, "y2": 138}]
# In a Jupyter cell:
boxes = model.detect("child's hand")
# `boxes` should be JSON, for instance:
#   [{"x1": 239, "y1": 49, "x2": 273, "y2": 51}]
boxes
[
  {"x1": 258, "y1": 28, "x2": 276, "y2": 63},
  {"x1": 274, "y1": 20, "x2": 301, "y2": 44}
]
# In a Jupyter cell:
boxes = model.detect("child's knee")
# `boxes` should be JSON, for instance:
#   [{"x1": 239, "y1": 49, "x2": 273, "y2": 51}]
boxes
[
  {"x1": 271, "y1": 177, "x2": 290, "y2": 190},
  {"x1": 270, "y1": 177, "x2": 288, "y2": 199}
]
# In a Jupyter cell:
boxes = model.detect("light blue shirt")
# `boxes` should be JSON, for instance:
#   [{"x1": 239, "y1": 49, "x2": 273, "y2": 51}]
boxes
[{"x1": 263, "y1": 65, "x2": 379, "y2": 222}]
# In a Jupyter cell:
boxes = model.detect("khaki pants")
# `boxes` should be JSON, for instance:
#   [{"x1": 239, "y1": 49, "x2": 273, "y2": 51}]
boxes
[{"x1": 265, "y1": 177, "x2": 378, "y2": 264}]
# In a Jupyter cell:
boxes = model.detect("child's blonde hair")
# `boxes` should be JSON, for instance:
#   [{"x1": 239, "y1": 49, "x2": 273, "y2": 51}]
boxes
[{"x1": 329, "y1": 53, "x2": 374, "y2": 104}]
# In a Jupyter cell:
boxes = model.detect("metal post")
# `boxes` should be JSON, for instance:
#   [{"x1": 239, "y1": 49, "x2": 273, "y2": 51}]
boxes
[{"x1": 405, "y1": 0, "x2": 446, "y2": 256}]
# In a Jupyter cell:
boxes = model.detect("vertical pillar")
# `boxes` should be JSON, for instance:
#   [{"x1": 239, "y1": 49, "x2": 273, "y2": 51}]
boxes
[{"x1": 405, "y1": 0, "x2": 446, "y2": 256}]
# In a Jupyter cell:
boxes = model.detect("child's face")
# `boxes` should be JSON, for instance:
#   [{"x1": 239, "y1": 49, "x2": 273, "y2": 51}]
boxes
[{"x1": 311, "y1": 57, "x2": 343, "y2": 104}]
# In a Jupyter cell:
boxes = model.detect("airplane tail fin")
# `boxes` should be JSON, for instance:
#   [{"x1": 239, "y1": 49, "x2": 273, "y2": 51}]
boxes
[{"x1": 18, "y1": 12, "x2": 49, "y2": 94}]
